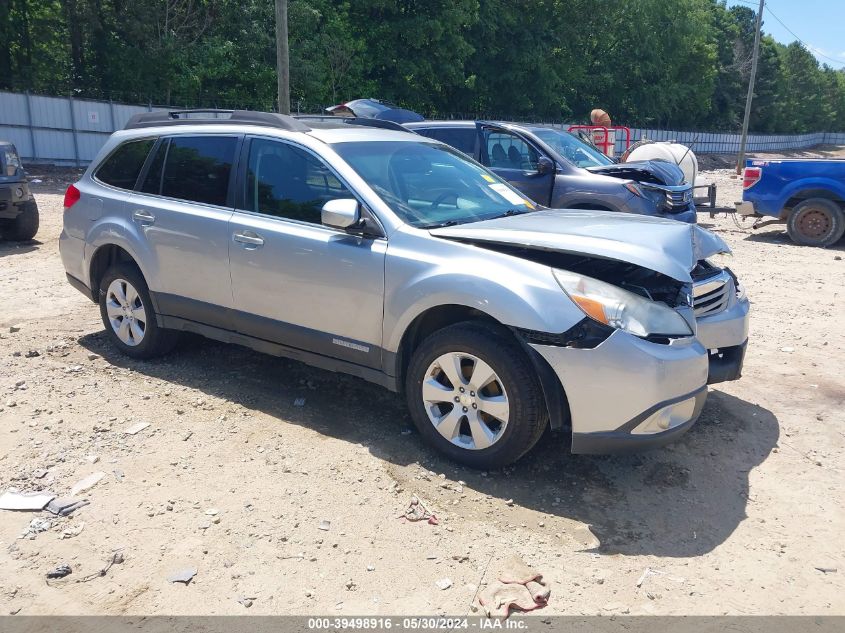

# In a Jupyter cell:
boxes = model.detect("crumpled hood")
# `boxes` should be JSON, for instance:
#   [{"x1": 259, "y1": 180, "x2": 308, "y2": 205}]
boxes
[
  {"x1": 586, "y1": 160, "x2": 686, "y2": 186},
  {"x1": 430, "y1": 209, "x2": 729, "y2": 282}
]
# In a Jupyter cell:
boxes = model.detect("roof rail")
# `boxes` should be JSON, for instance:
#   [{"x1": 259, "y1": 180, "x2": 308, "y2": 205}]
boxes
[
  {"x1": 293, "y1": 115, "x2": 410, "y2": 133},
  {"x1": 124, "y1": 109, "x2": 311, "y2": 132}
]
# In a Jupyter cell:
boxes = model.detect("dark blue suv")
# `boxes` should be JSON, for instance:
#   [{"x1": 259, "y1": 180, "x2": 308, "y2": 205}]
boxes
[{"x1": 406, "y1": 121, "x2": 696, "y2": 223}]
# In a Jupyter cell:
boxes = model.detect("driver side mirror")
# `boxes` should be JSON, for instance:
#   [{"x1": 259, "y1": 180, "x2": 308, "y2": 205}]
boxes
[
  {"x1": 536, "y1": 156, "x2": 555, "y2": 175},
  {"x1": 321, "y1": 198, "x2": 360, "y2": 229}
]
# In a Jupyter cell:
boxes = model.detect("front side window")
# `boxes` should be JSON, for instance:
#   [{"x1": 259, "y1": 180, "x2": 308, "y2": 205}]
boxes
[
  {"x1": 161, "y1": 136, "x2": 237, "y2": 206},
  {"x1": 483, "y1": 131, "x2": 538, "y2": 171},
  {"x1": 532, "y1": 129, "x2": 612, "y2": 167},
  {"x1": 95, "y1": 139, "x2": 155, "y2": 190},
  {"x1": 331, "y1": 141, "x2": 535, "y2": 229},
  {"x1": 244, "y1": 138, "x2": 352, "y2": 224}
]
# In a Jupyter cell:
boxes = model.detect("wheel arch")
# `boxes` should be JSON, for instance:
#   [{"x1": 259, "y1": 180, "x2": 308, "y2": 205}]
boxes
[
  {"x1": 88, "y1": 243, "x2": 145, "y2": 302},
  {"x1": 391, "y1": 304, "x2": 570, "y2": 431},
  {"x1": 782, "y1": 185, "x2": 845, "y2": 219}
]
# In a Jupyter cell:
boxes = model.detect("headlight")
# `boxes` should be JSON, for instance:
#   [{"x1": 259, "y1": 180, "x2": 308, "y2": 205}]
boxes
[{"x1": 553, "y1": 269, "x2": 693, "y2": 338}]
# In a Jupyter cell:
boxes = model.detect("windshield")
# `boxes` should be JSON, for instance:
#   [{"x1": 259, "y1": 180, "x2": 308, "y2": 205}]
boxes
[
  {"x1": 3, "y1": 145, "x2": 21, "y2": 176},
  {"x1": 532, "y1": 128, "x2": 612, "y2": 168},
  {"x1": 331, "y1": 141, "x2": 535, "y2": 228}
]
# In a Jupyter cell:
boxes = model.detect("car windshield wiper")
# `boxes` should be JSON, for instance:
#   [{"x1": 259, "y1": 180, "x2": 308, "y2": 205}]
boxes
[
  {"x1": 422, "y1": 219, "x2": 461, "y2": 229},
  {"x1": 488, "y1": 207, "x2": 532, "y2": 220}
]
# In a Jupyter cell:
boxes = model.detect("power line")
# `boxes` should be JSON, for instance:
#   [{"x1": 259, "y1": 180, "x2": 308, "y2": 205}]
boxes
[
  {"x1": 731, "y1": 0, "x2": 845, "y2": 67},
  {"x1": 763, "y1": 5, "x2": 845, "y2": 66}
]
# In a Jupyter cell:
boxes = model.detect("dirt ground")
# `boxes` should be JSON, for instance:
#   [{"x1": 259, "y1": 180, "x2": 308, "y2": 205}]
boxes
[{"x1": 0, "y1": 160, "x2": 843, "y2": 617}]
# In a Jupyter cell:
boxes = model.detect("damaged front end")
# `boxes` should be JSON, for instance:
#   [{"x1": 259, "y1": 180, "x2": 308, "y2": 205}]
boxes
[
  {"x1": 429, "y1": 209, "x2": 734, "y2": 448},
  {"x1": 587, "y1": 160, "x2": 695, "y2": 215}
]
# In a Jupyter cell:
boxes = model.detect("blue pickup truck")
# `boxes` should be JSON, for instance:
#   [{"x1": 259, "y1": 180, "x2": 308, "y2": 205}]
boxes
[{"x1": 736, "y1": 158, "x2": 845, "y2": 247}]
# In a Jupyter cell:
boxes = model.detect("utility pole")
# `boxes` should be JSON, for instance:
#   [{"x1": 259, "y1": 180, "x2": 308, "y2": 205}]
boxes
[
  {"x1": 275, "y1": 0, "x2": 290, "y2": 114},
  {"x1": 737, "y1": 0, "x2": 764, "y2": 174}
]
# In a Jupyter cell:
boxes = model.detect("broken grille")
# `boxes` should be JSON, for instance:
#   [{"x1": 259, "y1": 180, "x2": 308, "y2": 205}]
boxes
[
  {"x1": 667, "y1": 189, "x2": 692, "y2": 208},
  {"x1": 693, "y1": 271, "x2": 733, "y2": 317}
]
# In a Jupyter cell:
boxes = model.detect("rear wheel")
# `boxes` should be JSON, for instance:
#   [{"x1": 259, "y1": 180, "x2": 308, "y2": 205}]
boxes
[
  {"x1": 0, "y1": 199, "x2": 39, "y2": 241},
  {"x1": 405, "y1": 322, "x2": 547, "y2": 468},
  {"x1": 786, "y1": 198, "x2": 845, "y2": 247},
  {"x1": 98, "y1": 264, "x2": 179, "y2": 359}
]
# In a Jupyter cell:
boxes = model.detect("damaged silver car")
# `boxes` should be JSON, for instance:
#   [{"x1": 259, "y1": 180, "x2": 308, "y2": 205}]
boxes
[{"x1": 59, "y1": 110, "x2": 748, "y2": 468}]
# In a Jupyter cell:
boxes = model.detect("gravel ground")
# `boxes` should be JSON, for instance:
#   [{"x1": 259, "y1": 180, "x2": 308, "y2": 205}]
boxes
[{"x1": 0, "y1": 163, "x2": 843, "y2": 616}]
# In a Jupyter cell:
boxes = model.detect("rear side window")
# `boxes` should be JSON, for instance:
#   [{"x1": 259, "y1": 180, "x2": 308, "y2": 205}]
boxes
[
  {"x1": 418, "y1": 128, "x2": 477, "y2": 155},
  {"x1": 161, "y1": 136, "x2": 237, "y2": 206},
  {"x1": 95, "y1": 139, "x2": 155, "y2": 190}
]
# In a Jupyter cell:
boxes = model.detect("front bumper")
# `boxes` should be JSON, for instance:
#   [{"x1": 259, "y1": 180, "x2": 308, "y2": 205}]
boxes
[
  {"x1": 624, "y1": 194, "x2": 697, "y2": 224},
  {"x1": 0, "y1": 182, "x2": 32, "y2": 219},
  {"x1": 571, "y1": 387, "x2": 708, "y2": 453},
  {"x1": 532, "y1": 330, "x2": 708, "y2": 454},
  {"x1": 696, "y1": 296, "x2": 750, "y2": 384}
]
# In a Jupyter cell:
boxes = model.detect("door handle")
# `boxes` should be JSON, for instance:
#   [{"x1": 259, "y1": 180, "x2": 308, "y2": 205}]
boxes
[
  {"x1": 233, "y1": 231, "x2": 264, "y2": 248},
  {"x1": 132, "y1": 209, "x2": 155, "y2": 225}
]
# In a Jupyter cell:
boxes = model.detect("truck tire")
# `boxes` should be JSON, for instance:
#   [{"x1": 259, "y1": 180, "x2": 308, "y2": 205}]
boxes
[
  {"x1": 405, "y1": 321, "x2": 547, "y2": 468},
  {"x1": 786, "y1": 198, "x2": 845, "y2": 247},
  {"x1": 98, "y1": 263, "x2": 179, "y2": 359},
  {"x1": 0, "y1": 199, "x2": 39, "y2": 241}
]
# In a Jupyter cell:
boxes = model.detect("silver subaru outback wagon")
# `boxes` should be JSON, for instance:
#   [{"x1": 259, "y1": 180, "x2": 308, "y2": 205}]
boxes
[{"x1": 59, "y1": 110, "x2": 744, "y2": 468}]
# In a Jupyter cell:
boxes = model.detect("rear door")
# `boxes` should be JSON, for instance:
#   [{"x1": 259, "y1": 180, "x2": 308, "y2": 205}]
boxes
[
  {"x1": 227, "y1": 136, "x2": 386, "y2": 369},
  {"x1": 476, "y1": 123, "x2": 554, "y2": 206},
  {"x1": 127, "y1": 134, "x2": 239, "y2": 329}
]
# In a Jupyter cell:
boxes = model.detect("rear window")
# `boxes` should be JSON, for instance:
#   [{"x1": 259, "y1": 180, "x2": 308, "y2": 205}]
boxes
[
  {"x1": 95, "y1": 139, "x2": 155, "y2": 190},
  {"x1": 416, "y1": 127, "x2": 477, "y2": 155},
  {"x1": 160, "y1": 136, "x2": 237, "y2": 206}
]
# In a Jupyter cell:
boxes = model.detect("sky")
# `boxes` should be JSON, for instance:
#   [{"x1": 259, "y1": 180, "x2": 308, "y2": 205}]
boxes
[{"x1": 726, "y1": 0, "x2": 845, "y2": 68}]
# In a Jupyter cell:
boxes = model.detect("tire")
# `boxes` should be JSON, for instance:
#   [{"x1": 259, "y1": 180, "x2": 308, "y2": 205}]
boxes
[
  {"x1": 786, "y1": 198, "x2": 845, "y2": 247},
  {"x1": 0, "y1": 199, "x2": 39, "y2": 241},
  {"x1": 98, "y1": 263, "x2": 179, "y2": 359},
  {"x1": 404, "y1": 321, "x2": 547, "y2": 468}
]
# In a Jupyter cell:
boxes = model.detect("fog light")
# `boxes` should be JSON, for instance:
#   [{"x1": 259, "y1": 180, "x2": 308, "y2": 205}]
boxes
[
  {"x1": 15, "y1": 187, "x2": 23, "y2": 198},
  {"x1": 631, "y1": 397, "x2": 697, "y2": 435}
]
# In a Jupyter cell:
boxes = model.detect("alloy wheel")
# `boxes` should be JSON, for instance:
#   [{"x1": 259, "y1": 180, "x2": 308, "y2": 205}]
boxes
[
  {"x1": 105, "y1": 278, "x2": 147, "y2": 346},
  {"x1": 421, "y1": 352, "x2": 510, "y2": 450}
]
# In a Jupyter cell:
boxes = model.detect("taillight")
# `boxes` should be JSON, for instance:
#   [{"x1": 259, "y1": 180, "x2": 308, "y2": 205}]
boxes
[
  {"x1": 743, "y1": 167, "x2": 762, "y2": 189},
  {"x1": 63, "y1": 184, "x2": 81, "y2": 209}
]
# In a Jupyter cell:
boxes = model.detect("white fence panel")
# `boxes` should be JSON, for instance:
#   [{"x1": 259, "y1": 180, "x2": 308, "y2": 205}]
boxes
[
  {"x1": 0, "y1": 92, "x2": 30, "y2": 126},
  {"x1": 4, "y1": 90, "x2": 845, "y2": 165}
]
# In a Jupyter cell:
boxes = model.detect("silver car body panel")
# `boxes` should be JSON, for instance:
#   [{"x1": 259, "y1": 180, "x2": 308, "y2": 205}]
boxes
[
  {"x1": 696, "y1": 295, "x2": 750, "y2": 351},
  {"x1": 430, "y1": 209, "x2": 729, "y2": 283},
  {"x1": 533, "y1": 332, "x2": 708, "y2": 434},
  {"x1": 60, "y1": 120, "x2": 750, "y2": 455}
]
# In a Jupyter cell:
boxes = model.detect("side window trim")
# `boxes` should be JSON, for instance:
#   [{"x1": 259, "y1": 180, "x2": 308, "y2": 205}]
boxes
[
  {"x1": 235, "y1": 134, "x2": 386, "y2": 238},
  {"x1": 134, "y1": 137, "x2": 166, "y2": 193}
]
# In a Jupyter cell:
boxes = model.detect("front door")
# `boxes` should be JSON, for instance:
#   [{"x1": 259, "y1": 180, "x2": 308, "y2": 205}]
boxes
[
  {"x1": 477, "y1": 124, "x2": 554, "y2": 206},
  {"x1": 227, "y1": 136, "x2": 387, "y2": 369}
]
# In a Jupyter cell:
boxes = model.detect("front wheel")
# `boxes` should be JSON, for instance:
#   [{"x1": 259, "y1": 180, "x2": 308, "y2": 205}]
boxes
[
  {"x1": 786, "y1": 198, "x2": 845, "y2": 247},
  {"x1": 98, "y1": 264, "x2": 179, "y2": 359},
  {"x1": 405, "y1": 322, "x2": 547, "y2": 468}
]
